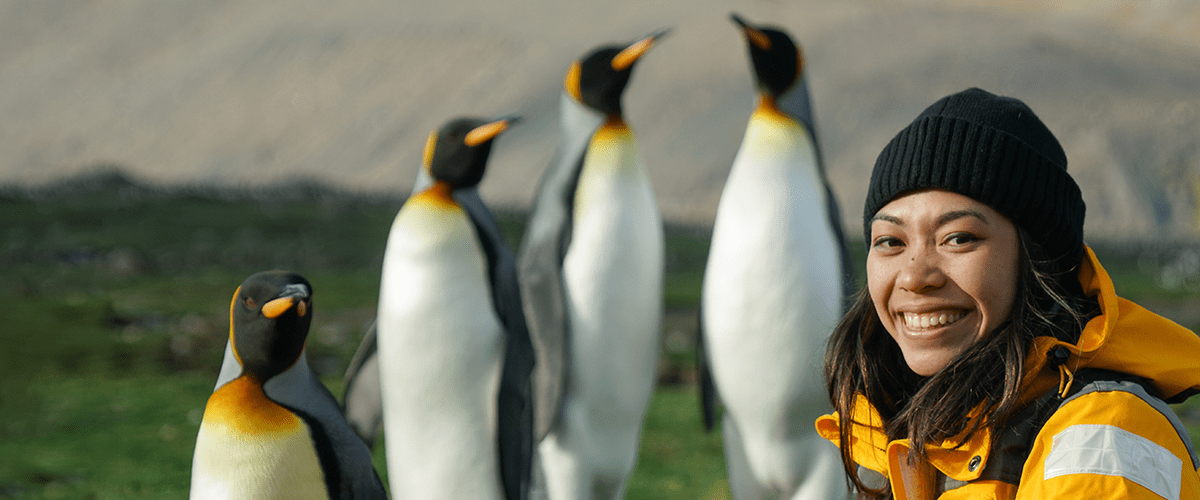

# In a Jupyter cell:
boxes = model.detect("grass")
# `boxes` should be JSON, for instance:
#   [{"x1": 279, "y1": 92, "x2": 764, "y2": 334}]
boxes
[
  {"x1": 1, "y1": 375, "x2": 730, "y2": 500},
  {"x1": 0, "y1": 375, "x2": 210, "y2": 499},
  {"x1": 1, "y1": 171, "x2": 1197, "y2": 498}
]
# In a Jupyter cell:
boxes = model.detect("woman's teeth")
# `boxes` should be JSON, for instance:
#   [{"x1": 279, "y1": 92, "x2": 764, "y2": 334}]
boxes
[{"x1": 903, "y1": 311, "x2": 964, "y2": 329}]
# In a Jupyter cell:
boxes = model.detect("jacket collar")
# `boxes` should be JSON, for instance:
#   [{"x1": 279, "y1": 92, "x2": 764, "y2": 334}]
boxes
[{"x1": 1027, "y1": 246, "x2": 1200, "y2": 402}]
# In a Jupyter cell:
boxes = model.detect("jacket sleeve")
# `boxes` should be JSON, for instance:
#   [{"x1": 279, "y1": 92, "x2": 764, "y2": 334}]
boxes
[{"x1": 1015, "y1": 388, "x2": 1200, "y2": 500}]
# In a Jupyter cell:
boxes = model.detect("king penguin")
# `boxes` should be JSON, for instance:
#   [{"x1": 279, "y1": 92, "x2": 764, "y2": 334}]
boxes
[
  {"x1": 371, "y1": 116, "x2": 535, "y2": 500},
  {"x1": 697, "y1": 14, "x2": 852, "y2": 500},
  {"x1": 190, "y1": 271, "x2": 388, "y2": 500},
  {"x1": 517, "y1": 30, "x2": 667, "y2": 500}
]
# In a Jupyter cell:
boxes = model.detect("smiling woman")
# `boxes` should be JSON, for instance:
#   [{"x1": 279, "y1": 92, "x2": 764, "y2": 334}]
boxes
[{"x1": 818, "y1": 88, "x2": 1200, "y2": 499}]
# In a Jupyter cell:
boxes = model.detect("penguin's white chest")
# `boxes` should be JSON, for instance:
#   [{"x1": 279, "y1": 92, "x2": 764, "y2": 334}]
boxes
[
  {"x1": 190, "y1": 378, "x2": 328, "y2": 500},
  {"x1": 376, "y1": 197, "x2": 505, "y2": 498},
  {"x1": 562, "y1": 123, "x2": 664, "y2": 416},
  {"x1": 703, "y1": 110, "x2": 843, "y2": 421}
]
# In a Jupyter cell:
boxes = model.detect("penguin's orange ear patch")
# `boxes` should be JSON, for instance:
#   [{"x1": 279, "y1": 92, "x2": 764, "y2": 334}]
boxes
[
  {"x1": 423, "y1": 130, "x2": 438, "y2": 168},
  {"x1": 229, "y1": 286, "x2": 242, "y2": 359},
  {"x1": 564, "y1": 61, "x2": 582, "y2": 101},
  {"x1": 794, "y1": 46, "x2": 805, "y2": 84}
]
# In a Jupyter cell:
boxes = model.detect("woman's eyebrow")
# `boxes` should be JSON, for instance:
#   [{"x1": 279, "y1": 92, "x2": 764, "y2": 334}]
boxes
[
  {"x1": 869, "y1": 209, "x2": 988, "y2": 228},
  {"x1": 936, "y1": 209, "x2": 988, "y2": 227},
  {"x1": 870, "y1": 213, "x2": 903, "y2": 226}
]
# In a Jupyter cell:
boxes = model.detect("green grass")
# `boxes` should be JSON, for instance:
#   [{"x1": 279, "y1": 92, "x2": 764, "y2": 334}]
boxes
[
  {"x1": 0, "y1": 375, "x2": 210, "y2": 499},
  {"x1": 2, "y1": 173, "x2": 1197, "y2": 499}
]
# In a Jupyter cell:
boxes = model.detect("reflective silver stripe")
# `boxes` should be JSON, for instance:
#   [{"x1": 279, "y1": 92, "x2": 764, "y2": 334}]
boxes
[
  {"x1": 1045, "y1": 424, "x2": 1182, "y2": 500},
  {"x1": 1064, "y1": 379, "x2": 1200, "y2": 470}
]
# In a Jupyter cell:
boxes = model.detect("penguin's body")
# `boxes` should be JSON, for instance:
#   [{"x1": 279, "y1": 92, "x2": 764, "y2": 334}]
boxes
[
  {"x1": 341, "y1": 163, "x2": 449, "y2": 448},
  {"x1": 379, "y1": 185, "x2": 507, "y2": 498},
  {"x1": 698, "y1": 15, "x2": 851, "y2": 500},
  {"x1": 191, "y1": 271, "x2": 387, "y2": 500},
  {"x1": 518, "y1": 32, "x2": 666, "y2": 500},
  {"x1": 371, "y1": 117, "x2": 534, "y2": 500}
]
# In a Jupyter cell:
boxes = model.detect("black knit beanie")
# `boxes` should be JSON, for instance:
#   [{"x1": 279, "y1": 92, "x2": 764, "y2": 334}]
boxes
[{"x1": 863, "y1": 87, "x2": 1086, "y2": 274}]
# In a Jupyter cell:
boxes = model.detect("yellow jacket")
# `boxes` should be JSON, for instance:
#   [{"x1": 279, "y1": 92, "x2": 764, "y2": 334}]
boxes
[{"x1": 816, "y1": 247, "x2": 1200, "y2": 499}]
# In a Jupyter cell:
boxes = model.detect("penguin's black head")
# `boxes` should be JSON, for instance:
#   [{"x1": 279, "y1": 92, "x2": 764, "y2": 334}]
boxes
[
  {"x1": 567, "y1": 29, "x2": 669, "y2": 116},
  {"x1": 731, "y1": 13, "x2": 802, "y2": 98},
  {"x1": 230, "y1": 270, "x2": 313, "y2": 381},
  {"x1": 424, "y1": 116, "x2": 520, "y2": 190}
]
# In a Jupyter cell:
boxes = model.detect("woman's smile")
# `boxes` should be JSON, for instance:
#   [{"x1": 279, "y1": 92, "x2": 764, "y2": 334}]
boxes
[{"x1": 898, "y1": 309, "x2": 967, "y2": 331}]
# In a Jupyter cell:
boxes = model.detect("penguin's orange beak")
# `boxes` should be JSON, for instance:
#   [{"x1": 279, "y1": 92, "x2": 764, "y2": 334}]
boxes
[
  {"x1": 262, "y1": 296, "x2": 302, "y2": 318},
  {"x1": 731, "y1": 14, "x2": 771, "y2": 51},
  {"x1": 465, "y1": 116, "x2": 522, "y2": 147},
  {"x1": 261, "y1": 285, "x2": 311, "y2": 319},
  {"x1": 612, "y1": 28, "x2": 670, "y2": 71}
]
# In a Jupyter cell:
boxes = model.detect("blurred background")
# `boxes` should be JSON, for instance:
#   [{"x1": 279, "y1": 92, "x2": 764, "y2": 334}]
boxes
[
  {"x1": 3, "y1": 0, "x2": 1200, "y2": 238},
  {"x1": 1, "y1": 0, "x2": 1198, "y2": 498}
]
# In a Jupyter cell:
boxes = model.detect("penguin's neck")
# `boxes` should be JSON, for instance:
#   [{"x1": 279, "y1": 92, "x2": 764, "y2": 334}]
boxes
[
  {"x1": 385, "y1": 187, "x2": 477, "y2": 272},
  {"x1": 727, "y1": 94, "x2": 826, "y2": 210},
  {"x1": 412, "y1": 181, "x2": 458, "y2": 211},
  {"x1": 743, "y1": 94, "x2": 816, "y2": 167},
  {"x1": 591, "y1": 112, "x2": 630, "y2": 136},
  {"x1": 202, "y1": 374, "x2": 303, "y2": 434},
  {"x1": 752, "y1": 94, "x2": 793, "y2": 126},
  {"x1": 587, "y1": 116, "x2": 635, "y2": 166}
]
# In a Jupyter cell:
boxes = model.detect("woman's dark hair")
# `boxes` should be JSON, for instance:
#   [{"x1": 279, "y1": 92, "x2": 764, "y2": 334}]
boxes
[{"x1": 824, "y1": 227, "x2": 1097, "y2": 498}]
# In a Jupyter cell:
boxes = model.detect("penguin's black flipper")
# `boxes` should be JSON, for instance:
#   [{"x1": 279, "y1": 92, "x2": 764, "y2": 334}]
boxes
[
  {"x1": 825, "y1": 180, "x2": 857, "y2": 312},
  {"x1": 518, "y1": 95, "x2": 601, "y2": 441},
  {"x1": 458, "y1": 187, "x2": 536, "y2": 500},
  {"x1": 696, "y1": 304, "x2": 720, "y2": 432},
  {"x1": 517, "y1": 154, "x2": 575, "y2": 443},
  {"x1": 266, "y1": 354, "x2": 389, "y2": 500},
  {"x1": 341, "y1": 321, "x2": 383, "y2": 448}
]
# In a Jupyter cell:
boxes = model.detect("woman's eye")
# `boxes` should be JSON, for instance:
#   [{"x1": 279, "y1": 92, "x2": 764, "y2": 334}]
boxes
[
  {"x1": 945, "y1": 233, "x2": 978, "y2": 246},
  {"x1": 872, "y1": 236, "x2": 902, "y2": 249}
]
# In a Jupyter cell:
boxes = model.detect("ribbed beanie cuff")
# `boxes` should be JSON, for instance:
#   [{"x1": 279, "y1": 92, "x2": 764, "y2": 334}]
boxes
[{"x1": 863, "y1": 88, "x2": 1086, "y2": 274}]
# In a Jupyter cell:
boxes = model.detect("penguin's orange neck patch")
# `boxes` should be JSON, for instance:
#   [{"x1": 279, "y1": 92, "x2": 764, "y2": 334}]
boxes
[
  {"x1": 754, "y1": 94, "x2": 788, "y2": 121},
  {"x1": 412, "y1": 181, "x2": 458, "y2": 210},
  {"x1": 595, "y1": 117, "x2": 632, "y2": 142},
  {"x1": 202, "y1": 375, "x2": 302, "y2": 435}
]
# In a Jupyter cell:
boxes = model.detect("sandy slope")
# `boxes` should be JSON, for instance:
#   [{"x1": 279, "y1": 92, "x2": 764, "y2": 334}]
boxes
[{"x1": 1, "y1": 0, "x2": 1198, "y2": 239}]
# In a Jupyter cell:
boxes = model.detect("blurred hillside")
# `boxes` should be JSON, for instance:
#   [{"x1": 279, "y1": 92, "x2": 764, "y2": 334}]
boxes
[{"x1": 2, "y1": 0, "x2": 1198, "y2": 240}]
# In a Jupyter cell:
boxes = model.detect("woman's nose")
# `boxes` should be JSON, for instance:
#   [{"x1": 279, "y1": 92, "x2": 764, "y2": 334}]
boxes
[{"x1": 897, "y1": 253, "x2": 946, "y2": 293}]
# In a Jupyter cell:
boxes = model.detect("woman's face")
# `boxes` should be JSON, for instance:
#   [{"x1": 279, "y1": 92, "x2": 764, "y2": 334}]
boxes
[{"x1": 867, "y1": 189, "x2": 1020, "y2": 376}]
